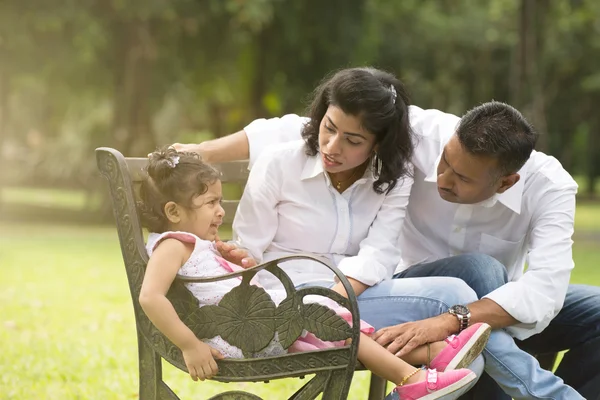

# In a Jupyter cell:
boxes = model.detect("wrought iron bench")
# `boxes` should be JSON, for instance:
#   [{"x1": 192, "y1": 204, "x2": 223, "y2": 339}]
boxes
[{"x1": 95, "y1": 147, "x2": 395, "y2": 400}]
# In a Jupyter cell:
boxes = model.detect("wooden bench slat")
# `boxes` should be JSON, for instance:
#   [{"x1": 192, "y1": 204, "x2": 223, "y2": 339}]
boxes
[
  {"x1": 222, "y1": 200, "x2": 239, "y2": 224},
  {"x1": 125, "y1": 157, "x2": 249, "y2": 183}
]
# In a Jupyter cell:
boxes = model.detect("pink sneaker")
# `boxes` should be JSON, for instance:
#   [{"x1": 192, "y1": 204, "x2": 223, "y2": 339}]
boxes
[
  {"x1": 394, "y1": 368, "x2": 476, "y2": 400},
  {"x1": 429, "y1": 323, "x2": 491, "y2": 372}
]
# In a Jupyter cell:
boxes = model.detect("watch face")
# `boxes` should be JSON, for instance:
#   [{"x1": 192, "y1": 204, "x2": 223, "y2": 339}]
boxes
[{"x1": 451, "y1": 305, "x2": 469, "y2": 316}]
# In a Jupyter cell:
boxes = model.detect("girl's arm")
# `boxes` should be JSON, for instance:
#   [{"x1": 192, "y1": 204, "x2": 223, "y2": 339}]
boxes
[
  {"x1": 139, "y1": 239, "x2": 222, "y2": 380},
  {"x1": 139, "y1": 239, "x2": 197, "y2": 348}
]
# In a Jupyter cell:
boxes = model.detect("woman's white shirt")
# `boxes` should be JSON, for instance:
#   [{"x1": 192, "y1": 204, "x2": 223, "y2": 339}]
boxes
[{"x1": 233, "y1": 140, "x2": 412, "y2": 289}]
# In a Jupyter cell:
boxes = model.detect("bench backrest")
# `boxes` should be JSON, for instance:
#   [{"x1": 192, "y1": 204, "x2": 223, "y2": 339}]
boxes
[{"x1": 123, "y1": 157, "x2": 249, "y2": 225}]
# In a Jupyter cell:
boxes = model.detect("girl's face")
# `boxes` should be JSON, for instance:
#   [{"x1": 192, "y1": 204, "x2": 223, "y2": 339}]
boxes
[
  {"x1": 318, "y1": 105, "x2": 377, "y2": 174},
  {"x1": 169, "y1": 180, "x2": 225, "y2": 241}
]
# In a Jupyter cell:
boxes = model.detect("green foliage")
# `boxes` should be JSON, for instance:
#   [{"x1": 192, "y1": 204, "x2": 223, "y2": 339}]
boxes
[{"x1": 1, "y1": 0, "x2": 599, "y2": 190}]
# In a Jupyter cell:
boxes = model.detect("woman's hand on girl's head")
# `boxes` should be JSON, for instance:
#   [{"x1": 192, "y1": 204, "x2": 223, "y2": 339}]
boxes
[
  {"x1": 181, "y1": 340, "x2": 224, "y2": 381},
  {"x1": 215, "y1": 238, "x2": 257, "y2": 268}
]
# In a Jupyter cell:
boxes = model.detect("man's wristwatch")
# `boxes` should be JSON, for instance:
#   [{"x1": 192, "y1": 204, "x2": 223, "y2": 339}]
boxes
[{"x1": 448, "y1": 305, "x2": 471, "y2": 333}]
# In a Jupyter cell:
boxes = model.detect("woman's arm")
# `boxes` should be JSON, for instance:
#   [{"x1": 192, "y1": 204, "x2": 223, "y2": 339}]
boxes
[
  {"x1": 173, "y1": 114, "x2": 308, "y2": 166},
  {"x1": 173, "y1": 130, "x2": 249, "y2": 164},
  {"x1": 337, "y1": 170, "x2": 414, "y2": 288},
  {"x1": 331, "y1": 278, "x2": 370, "y2": 298},
  {"x1": 232, "y1": 147, "x2": 282, "y2": 261}
]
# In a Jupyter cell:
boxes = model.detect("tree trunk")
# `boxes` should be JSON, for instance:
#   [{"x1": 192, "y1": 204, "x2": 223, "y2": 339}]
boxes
[
  {"x1": 248, "y1": 24, "x2": 272, "y2": 121},
  {"x1": 0, "y1": 58, "x2": 8, "y2": 208},
  {"x1": 515, "y1": 0, "x2": 549, "y2": 152},
  {"x1": 112, "y1": 19, "x2": 157, "y2": 156},
  {"x1": 587, "y1": 98, "x2": 600, "y2": 197},
  {"x1": 0, "y1": 61, "x2": 8, "y2": 161}
]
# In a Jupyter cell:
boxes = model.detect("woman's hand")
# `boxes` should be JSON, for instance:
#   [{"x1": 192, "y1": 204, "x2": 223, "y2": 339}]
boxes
[
  {"x1": 181, "y1": 340, "x2": 224, "y2": 381},
  {"x1": 215, "y1": 237, "x2": 258, "y2": 268},
  {"x1": 171, "y1": 142, "x2": 204, "y2": 155}
]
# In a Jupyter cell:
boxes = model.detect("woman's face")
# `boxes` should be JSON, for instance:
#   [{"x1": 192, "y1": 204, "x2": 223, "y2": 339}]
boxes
[{"x1": 318, "y1": 105, "x2": 377, "y2": 174}]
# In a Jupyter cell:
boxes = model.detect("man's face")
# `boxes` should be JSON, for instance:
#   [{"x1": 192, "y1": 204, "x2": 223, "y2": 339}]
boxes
[{"x1": 436, "y1": 135, "x2": 518, "y2": 204}]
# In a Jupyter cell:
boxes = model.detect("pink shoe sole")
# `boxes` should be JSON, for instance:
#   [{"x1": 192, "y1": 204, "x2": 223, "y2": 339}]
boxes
[{"x1": 445, "y1": 323, "x2": 491, "y2": 371}]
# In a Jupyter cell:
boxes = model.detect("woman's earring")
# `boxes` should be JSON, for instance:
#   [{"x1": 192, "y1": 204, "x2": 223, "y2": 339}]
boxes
[{"x1": 374, "y1": 154, "x2": 382, "y2": 177}]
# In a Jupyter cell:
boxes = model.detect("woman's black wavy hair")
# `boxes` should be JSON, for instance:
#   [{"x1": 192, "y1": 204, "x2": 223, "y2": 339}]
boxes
[{"x1": 302, "y1": 67, "x2": 414, "y2": 194}]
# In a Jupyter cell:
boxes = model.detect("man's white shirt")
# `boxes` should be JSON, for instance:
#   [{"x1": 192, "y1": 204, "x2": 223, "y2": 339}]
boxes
[{"x1": 242, "y1": 106, "x2": 577, "y2": 339}]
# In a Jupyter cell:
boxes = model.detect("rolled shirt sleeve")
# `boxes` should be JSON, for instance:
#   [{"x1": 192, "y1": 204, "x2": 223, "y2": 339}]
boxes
[
  {"x1": 244, "y1": 114, "x2": 309, "y2": 168},
  {"x1": 484, "y1": 184, "x2": 577, "y2": 340}
]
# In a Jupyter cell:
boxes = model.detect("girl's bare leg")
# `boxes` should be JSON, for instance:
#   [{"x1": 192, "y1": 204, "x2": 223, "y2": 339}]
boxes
[
  {"x1": 398, "y1": 341, "x2": 446, "y2": 367},
  {"x1": 357, "y1": 333, "x2": 426, "y2": 385}
]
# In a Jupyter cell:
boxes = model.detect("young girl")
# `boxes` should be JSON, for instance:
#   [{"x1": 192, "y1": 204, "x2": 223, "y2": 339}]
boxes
[{"x1": 137, "y1": 147, "x2": 490, "y2": 400}]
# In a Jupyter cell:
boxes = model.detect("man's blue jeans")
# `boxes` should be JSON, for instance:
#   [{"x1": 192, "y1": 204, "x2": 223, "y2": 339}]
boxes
[{"x1": 395, "y1": 254, "x2": 600, "y2": 400}]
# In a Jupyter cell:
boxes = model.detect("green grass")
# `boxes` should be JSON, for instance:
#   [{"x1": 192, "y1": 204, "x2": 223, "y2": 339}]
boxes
[
  {"x1": 574, "y1": 175, "x2": 599, "y2": 198},
  {"x1": 0, "y1": 187, "x2": 100, "y2": 211},
  {"x1": 574, "y1": 202, "x2": 600, "y2": 232},
  {"x1": 1, "y1": 221, "x2": 599, "y2": 399}
]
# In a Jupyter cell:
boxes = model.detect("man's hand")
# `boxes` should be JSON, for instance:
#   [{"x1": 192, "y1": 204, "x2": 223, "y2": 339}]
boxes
[
  {"x1": 372, "y1": 314, "x2": 458, "y2": 357},
  {"x1": 215, "y1": 237, "x2": 257, "y2": 268}
]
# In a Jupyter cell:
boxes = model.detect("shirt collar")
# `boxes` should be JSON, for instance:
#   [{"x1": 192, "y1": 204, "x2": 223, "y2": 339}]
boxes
[
  {"x1": 301, "y1": 153, "x2": 376, "y2": 185},
  {"x1": 424, "y1": 153, "x2": 527, "y2": 214},
  {"x1": 300, "y1": 153, "x2": 325, "y2": 180}
]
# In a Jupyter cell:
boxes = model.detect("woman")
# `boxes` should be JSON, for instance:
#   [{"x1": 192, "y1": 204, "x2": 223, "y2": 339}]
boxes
[{"x1": 233, "y1": 67, "x2": 414, "y2": 297}]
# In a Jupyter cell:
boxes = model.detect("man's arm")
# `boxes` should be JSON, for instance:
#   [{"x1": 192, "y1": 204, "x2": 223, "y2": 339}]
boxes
[
  {"x1": 372, "y1": 298, "x2": 519, "y2": 357},
  {"x1": 482, "y1": 184, "x2": 577, "y2": 340},
  {"x1": 375, "y1": 183, "x2": 577, "y2": 356}
]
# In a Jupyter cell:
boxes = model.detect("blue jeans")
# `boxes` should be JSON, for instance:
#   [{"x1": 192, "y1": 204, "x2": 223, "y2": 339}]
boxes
[
  {"x1": 301, "y1": 278, "x2": 486, "y2": 388},
  {"x1": 397, "y1": 254, "x2": 599, "y2": 400}
]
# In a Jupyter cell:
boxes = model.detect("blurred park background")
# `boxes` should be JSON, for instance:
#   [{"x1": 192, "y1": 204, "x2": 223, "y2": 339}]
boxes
[{"x1": 1, "y1": 0, "x2": 600, "y2": 399}]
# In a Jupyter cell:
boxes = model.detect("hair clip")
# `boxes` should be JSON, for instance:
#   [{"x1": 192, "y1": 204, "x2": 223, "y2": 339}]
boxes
[
  {"x1": 389, "y1": 84, "x2": 397, "y2": 103},
  {"x1": 166, "y1": 155, "x2": 180, "y2": 168}
]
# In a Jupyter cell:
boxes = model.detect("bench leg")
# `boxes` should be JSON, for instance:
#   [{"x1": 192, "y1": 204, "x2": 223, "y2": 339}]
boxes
[
  {"x1": 321, "y1": 370, "x2": 353, "y2": 400},
  {"x1": 367, "y1": 373, "x2": 387, "y2": 400},
  {"x1": 138, "y1": 333, "x2": 180, "y2": 400},
  {"x1": 289, "y1": 373, "x2": 330, "y2": 400}
]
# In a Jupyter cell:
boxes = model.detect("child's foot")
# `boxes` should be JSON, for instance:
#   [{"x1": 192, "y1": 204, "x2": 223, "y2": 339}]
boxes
[
  {"x1": 429, "y1": 322, "x2": 491, "y2": 371},
  {"x1": 394, "y1": 368, "x2": 476, "y2": 400}
]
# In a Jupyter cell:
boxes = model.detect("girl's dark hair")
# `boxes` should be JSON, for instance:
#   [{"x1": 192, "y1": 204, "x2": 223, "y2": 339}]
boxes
[
  {"x1": 137, "y1": 146, "x2": 220, "y2": 233},
  {"x1": 302, "y1": 67, "x2": 414, "y2": 194}
]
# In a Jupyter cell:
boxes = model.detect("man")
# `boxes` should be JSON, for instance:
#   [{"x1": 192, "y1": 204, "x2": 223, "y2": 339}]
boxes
[{"x1": 175, "y1": 101, "x2": 600, "y2": 399}]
